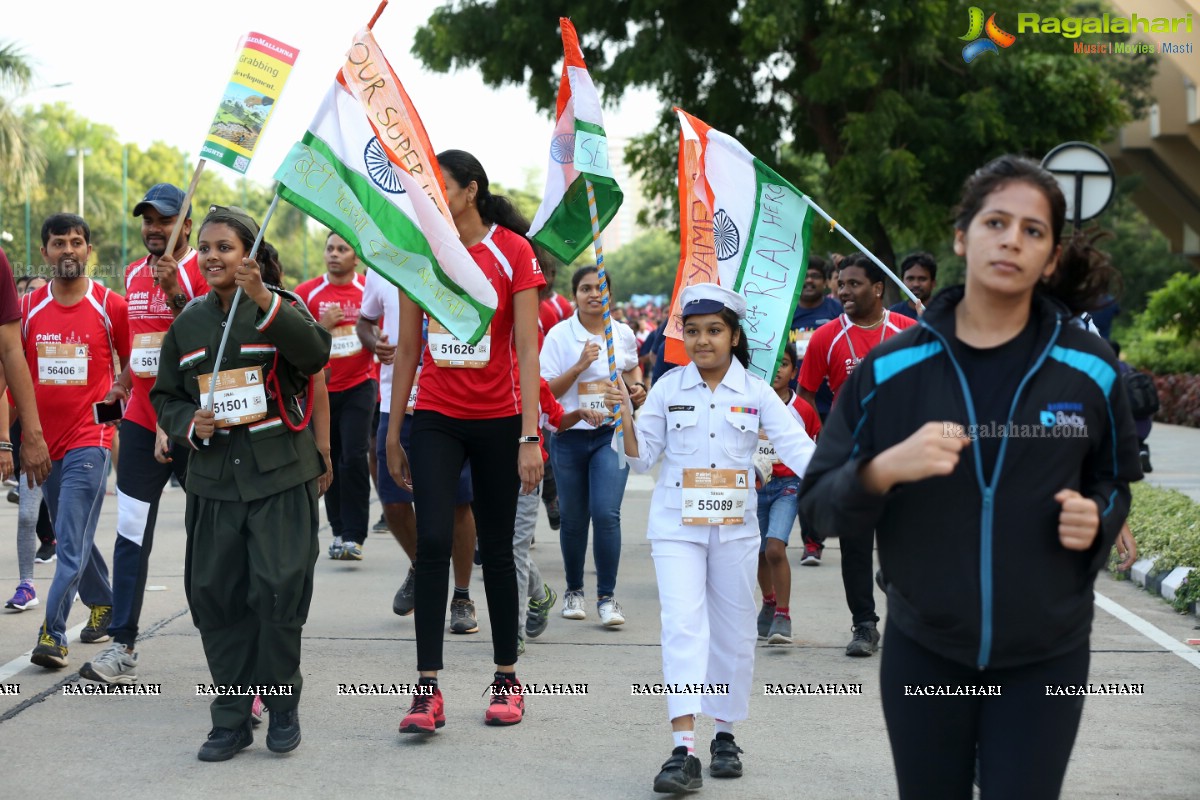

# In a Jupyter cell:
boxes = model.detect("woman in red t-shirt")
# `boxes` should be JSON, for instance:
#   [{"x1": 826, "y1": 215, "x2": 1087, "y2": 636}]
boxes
[{"x1": 386, "y1": 150, "x2": 544, "y2": 732}]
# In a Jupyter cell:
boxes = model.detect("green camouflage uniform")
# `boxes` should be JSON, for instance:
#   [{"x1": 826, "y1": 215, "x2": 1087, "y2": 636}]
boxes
[{"x1": 152, "y1": 287, "x2": 331, "y2": 729}]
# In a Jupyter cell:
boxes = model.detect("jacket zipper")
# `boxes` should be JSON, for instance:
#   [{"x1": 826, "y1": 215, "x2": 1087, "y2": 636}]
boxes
[{"x1": 918, "y1": 317, "x2": 1062, "y2": 669}]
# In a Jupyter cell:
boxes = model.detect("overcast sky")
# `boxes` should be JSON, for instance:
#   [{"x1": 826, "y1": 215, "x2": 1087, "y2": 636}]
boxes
[{"x1": 7, "y1": 0, "x2": 660, "y2": 192}]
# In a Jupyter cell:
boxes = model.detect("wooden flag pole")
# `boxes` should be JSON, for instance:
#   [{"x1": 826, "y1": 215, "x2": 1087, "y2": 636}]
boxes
[
  {"x1": 367, "y1": 0, "x2": 388, "y2": 29},
  {"x1": 585, "y1": 177, "x2": 629, "y2": 468},
  {"x1": 203, "y1": 193, "x2": 281, "y2": 442},
  {"x1": 154, "y1": 158, "x2": 207, "y2": 285}
]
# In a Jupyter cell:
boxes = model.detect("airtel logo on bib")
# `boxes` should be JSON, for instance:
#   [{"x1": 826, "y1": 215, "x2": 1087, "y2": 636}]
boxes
[{"x1": 1040, "y1": 402, "x2": 1086, "y2": 429}]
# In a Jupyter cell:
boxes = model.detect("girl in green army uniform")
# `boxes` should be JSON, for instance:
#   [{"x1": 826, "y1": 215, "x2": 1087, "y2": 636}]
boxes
[{"x1": 151, "y1": 205, "x2": 332, "y2": 762}]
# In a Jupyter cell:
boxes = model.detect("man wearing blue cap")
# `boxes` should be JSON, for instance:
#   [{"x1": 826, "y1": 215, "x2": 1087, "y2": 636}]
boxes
[{"x1": 81, "y1": 184, "x2": 209, "y2": 685}]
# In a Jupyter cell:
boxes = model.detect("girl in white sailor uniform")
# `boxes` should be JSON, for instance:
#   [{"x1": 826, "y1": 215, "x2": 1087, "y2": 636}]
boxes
[{"x1": 606, "y1": 283, "x2": 816, "y2": 794}]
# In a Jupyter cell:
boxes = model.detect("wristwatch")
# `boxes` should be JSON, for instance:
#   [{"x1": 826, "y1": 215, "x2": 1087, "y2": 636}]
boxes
[
  {"x1": 170, "y1": 292, "x2": 188, "y2": 310},
  {"x1": 518, "y1": 435, "x2": 541, "y2": 444}
]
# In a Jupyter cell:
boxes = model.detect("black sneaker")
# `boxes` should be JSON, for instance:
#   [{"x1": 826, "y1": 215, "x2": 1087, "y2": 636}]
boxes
[
  {"x1": 31, "y1": 627, "x2": 68, "y2": 669},
  {"x1": 34, "y1": 540, "x2": 56, "y2": 564},
  {"x1": 81, "y1": 605, "x2": 113, "y2": 644},
  {"x1": 845, "y1": 621, "x2": 880, "y2": 657},
  {"x1": 709, "y1": 733, "x2": 744, "y2": 778},
  {"x1": 372, "y1": 514, "x2": 389, "y2": 533},
  {"x1": 266, "y1": 707, "x2": 301, "y2": 753},
  {"x1": 393, "y1": 566, "x2": 417, "y2": 618},
  {"x1": 653, "y1": 746, "x2": 703, "y2": 793},
  {"x1": 546, "y1": 498, "x2": 561, "y2": 531},
  {"x1": 197, "y1": 721, "x2": 253, "y2": 762},
  {"x1": 393, "y1": 568, "x2": 416, "y2": 616}
]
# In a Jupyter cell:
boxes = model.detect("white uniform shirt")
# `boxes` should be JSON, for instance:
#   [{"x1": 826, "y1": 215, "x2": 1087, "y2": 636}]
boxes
[
  {"x1": 620, "y1": 358, "x2": 817, "y2": 544},
  {"x1": 359, "y1": 269, "x2": 400, "y2": 409},
  {"x1": 541, "y1": 312, "x2": 639, "y2": 430}
]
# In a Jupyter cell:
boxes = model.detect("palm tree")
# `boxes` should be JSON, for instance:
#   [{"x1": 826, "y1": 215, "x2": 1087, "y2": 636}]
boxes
[{"x1": 0, "y1": 41, "x2": 43, "y2": 192}]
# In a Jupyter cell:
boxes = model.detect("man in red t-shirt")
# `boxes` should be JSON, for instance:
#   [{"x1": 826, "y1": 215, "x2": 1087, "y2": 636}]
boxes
[
  {"x1": 23, "y1": 214, "x2": 131, "y2": 670},
  {"x1": 294, "y1": 233, "x2": 377, "y2": 561},
  {"x1": 537, "y1": 259, "x2": 574, "y2": 336},
  {"x1": 797, "y1": 253, "x2": 916, "y2": 660},
  {"x1": 80, "y1": 184, "x2": 209, "y2": 684}
]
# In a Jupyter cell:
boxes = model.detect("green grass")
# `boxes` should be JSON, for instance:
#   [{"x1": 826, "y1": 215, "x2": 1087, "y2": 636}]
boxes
[{"x1": 1110, "y1": 482, "x2": 1200, "y2": 611}]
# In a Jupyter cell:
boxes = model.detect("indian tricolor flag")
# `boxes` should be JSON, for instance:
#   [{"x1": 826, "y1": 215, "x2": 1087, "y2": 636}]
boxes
[
  {"x1": 664, "y1": 109, "x2": 815, "y2": 381},
  {"x1": 273, "y1": 28, "x2": 497, "y2": 344},
  {"x1": 528, "y1": 18, "x2": 622, "y2": 264}
]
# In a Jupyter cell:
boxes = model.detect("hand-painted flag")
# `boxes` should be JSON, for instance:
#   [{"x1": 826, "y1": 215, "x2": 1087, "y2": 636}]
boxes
[
  {"x1": 527, "y1": 18, "x2": 623, "y2": 264},
  {"x1": 665, "y1": 109, "x2": 815, "y2": 381},
  {"x1": 273, "y1": 29, "x2": 497, "y2": 344}
]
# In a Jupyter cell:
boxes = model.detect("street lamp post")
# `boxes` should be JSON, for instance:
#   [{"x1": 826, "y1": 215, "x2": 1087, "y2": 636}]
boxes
[{"x1": 65, "y1": 146, "x2": 92, "y2": 217}]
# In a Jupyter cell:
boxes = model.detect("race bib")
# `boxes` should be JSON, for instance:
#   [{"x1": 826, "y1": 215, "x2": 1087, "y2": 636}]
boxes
[
  {"x1": 428, "y1": 319, "x2": 489, "y2": 368},
  {"x1": 37, "y1": 342, "x2": 88, "y2": 385},
  {"x1": 130, "y1": 332, "x2": 165, "y2": 378},
  {"x1": 756, "y1": 430, "x2": 779, "y2": 464},
  {"x1": 682, "y1": 468, "x2": 749, "y2": 525},
  {"x1": 577, "y1": 380, "x2": 609, "y2": 412},
  {"x1": 406, "y1": 377, "x2": 418, "y2": 415},
  {"x1": 199, "y1": 367, "x2": 268, "y2": 428},
  {"x1": 752, "y1": 430, "x2": 779, "y2": 486},
  {"x1": 330, "y1": 324, "x2": 363, "y2": 359}
]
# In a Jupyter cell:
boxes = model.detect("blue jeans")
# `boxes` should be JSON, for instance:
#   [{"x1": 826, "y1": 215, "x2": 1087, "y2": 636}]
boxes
[
  {"x1": 551, "y1": 426, "x2": 628, "y2": 597},
  {"x1": 757, "y1": 475, "x2": 800, "y2": 552},
  {"x1": 42, "y1": 446, "x2": 113, "y2": 646}
]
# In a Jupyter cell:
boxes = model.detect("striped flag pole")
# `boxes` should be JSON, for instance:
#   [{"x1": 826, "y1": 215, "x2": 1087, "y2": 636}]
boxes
[{"x1": 585, "y1": 177, "x2": 628, "y2": 469}]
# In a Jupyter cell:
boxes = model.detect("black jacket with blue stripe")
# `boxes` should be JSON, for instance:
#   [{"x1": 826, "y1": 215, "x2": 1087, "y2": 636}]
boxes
[{"x1": 797, "y1": 286, "x2": 1142, "y2": 670}]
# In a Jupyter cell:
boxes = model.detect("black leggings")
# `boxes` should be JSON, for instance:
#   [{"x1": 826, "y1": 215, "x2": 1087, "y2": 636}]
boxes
[
  {"x1": 881, "y1": 623, "x2": 1089, "y2": 800},
  {"x1": 409, "y1": 410, "x2": 520, "y2": 671},
  {"x1": 324, "y1": 379, "x2": 377, "y2": 545},
  {"x1": 841, "y1": 530, "x2": 878, "y2": 625}
]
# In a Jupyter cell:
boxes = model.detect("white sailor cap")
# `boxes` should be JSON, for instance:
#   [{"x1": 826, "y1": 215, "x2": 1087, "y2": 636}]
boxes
[{"x1": 680, "y1": 283, "x2": 747, "y2": 320}]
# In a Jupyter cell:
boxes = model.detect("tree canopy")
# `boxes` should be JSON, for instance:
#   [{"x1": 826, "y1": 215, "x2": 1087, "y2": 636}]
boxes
[
  {"x1": 0, "y1": 103, "x2": 327, "y2": 290},
  {"x1": 413, "y1": 0, "x2": 1155, "y2": 266},
  {"x1": 0, "y1": 41, "x2": 41, "y2": 192}
]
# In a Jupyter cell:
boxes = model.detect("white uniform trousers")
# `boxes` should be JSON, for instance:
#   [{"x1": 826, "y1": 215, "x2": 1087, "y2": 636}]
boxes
[{"x1": 650, "y1": 527, "x2": 759, "y2": 722}]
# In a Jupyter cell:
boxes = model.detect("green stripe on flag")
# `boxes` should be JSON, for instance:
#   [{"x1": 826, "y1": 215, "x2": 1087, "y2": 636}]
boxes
[
  {"x1": 531, "y1": 173, "x2": 623, "y2": 264},
  {"x1": 732, "y1": 160, "x2": 814, "y2": 382},
  {"x1": 274, "y1": 139, "x2": 493, "y2": 344}
]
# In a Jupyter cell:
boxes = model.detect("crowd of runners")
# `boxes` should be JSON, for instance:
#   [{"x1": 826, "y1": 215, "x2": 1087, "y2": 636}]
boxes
[{"x1": 0, "y1": 151, "x2": 1146, "y2": 797}]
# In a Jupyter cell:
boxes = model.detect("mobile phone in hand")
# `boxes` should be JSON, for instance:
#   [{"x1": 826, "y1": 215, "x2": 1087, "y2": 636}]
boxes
[{"x1": 93, "y1": 399, "x2": 126, "y2": 425}]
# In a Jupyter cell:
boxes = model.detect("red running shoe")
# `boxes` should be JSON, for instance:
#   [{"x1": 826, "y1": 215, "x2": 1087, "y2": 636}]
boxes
[
  {"x1": 484, "y1": 674, "x2": 524, "y2": 726},
  {"x1": 800, "y1": 540, "x2": 823, "y2": 566},
  {"x1": 399, "y1": 685, "x2": 445, "y2": 733}
]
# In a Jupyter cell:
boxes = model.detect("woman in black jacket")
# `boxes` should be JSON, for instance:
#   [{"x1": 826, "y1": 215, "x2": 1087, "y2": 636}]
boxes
[{"x1": 798, "y1": 155, "x2": 1141, "y2": 799}]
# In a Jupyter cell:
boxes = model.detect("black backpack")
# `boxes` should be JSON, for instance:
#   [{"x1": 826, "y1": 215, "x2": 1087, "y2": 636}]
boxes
[{"x1": 1122, "y1": 370, "x2": 1160, "y2": 418}]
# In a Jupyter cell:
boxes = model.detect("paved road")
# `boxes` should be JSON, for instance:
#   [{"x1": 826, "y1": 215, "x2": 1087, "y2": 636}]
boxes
[{"x1": 0, "y1": 424, "x2": 1196, "y2": 799}]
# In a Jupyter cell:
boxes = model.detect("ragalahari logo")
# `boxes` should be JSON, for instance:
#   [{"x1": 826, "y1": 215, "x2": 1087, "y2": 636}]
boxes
[{"x1": 961, "y1": 7, "x2": 1017, "y2": 62}]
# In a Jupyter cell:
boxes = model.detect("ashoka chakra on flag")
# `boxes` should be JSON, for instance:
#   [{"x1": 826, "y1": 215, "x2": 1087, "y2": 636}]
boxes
[
  {"x1": 713, "y1": 210, "x2": 740, "y2": 261},
  {"x1": 364, "y1": 139, "x2": 405, "y2": 195}
]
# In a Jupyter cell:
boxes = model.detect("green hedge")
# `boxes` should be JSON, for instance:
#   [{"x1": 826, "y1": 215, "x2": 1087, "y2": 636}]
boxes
[{"x1": 1110, "y1": 482, "x2": 1200, "y2": 611}]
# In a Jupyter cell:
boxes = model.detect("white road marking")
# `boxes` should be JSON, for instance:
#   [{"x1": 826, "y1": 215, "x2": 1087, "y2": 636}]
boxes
[
  {"x1": 1095, "y1": 591, "x2": 1200, "y2": 671},
  {"x1": 0, "y1": 622, "x2": 87, "y2": 683}
]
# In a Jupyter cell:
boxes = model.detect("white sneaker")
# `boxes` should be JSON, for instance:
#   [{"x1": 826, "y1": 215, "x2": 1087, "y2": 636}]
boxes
[
  {"x1": 597, "y1": 597, "x2": 626, "y2": 627},
  {"x1": 79, "y1": 641, "x2": 138, "y2": 685},
  {"x1": 561, "y1": 590, "x2": 586, "y2": 620},
  {"x1": 328, "y1": 536, "x2": 344, "y2": 560}
]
